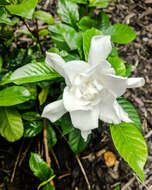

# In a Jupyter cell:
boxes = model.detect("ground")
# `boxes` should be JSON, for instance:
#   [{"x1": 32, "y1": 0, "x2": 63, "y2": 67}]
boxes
[{"x1": 0, "y1": 0, "x2": 152, "y2": 189}]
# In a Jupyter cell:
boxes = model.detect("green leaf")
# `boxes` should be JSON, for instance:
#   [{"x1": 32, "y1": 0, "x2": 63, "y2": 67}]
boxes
[
  {"x1": 48, "y1": 23, "x2": 79, "y2": 51},
  {"x1": 22, "y1": 111, "x2": 41, "y2": 121},
  {"x1": 34, "y1": 11, "x2": 54, "y2": 25},
  {"x1": 110, "y1": 123, "x2": 148, "y2": 181},
  {"x1": 0, "y1": 107, "x2": 24, "y2": 142},
  {"x1": 89, "y1": 0, "x2": 112, "y2": 7},
  {"x1": 60, "y1": 114, "x2": 74, "y2": 136},
  {"x1": 57, "y1": 0, "x2": 79, "y2": 27},
  {"x1": 83, "y1": 28, "x2": 103, "y2": 61},
  {"x1": 125, "y1": 64, "x2": 132, "y2": 77},
  {"x1": 2, "y1": 62, "x2": 61, "y2": 85},
  {"x1": 105, "y1": 24, "x2": 136, "y2": 44},
  {"x1": 78, "y1": 16, "x2": 97, "y2": 31},
  {"x1": 42, "y1": 184, "x2": 55, "y2": 190},
  {"x1": 0, "y1": 86, "x2": 32, "y2": 106},
  {"x1": 6, "y1": 0, "x2": 38, "y2": 19},
  {"x1": 39, "y1": 29, "x2": 49, "y2": 39},
  {"x1": 47, "y1": 124, "x2": 57, "y2": 150},
  {"x1": 39, "y1": 87, "x2": 49, "y2": 105},
  {"x1": 29, "y1": 153, "x2": 54, "y2": 181},
  {"x1": 97, "y1": 11, "x2": 110, "y2": 30},
  {"x1": 24, "y1": 83, "x2": 37, "y2": 100},
  {"x1": 118, "y1": 97, "x2": 142, "y2": 132},
  {"x1": 108, "y1": 56, "x2": 126, "y2": 77},
  {"x1": 68, "y1": 128, "x2": 91, "y2": 154},
  {"x1": 69, "y1": 0, "x2": 87, "y2": 4},
  {"x1": 114, "y1": 186, "x2": 120, "y2": 190},
  {"x1": 24, "y1": 121, "x2": 43, "y2": 137},
  {"x1": 0, "y1": 13, "x2": 19, "y2": 25},
  {"x1": 38, "y1": 175, "x2": 56, "y2": 190}
]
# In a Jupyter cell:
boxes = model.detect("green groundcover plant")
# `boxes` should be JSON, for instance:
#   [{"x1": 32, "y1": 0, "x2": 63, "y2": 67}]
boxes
[{"x1": 0, "y1": 0, "x2": 148, "y2": 189}]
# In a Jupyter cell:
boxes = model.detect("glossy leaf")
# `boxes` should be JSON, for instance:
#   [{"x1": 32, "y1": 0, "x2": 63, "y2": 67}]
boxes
[
  {"x1": 42, "y1": 184, "x2": 55, "y2": 190},
  {"x1": 83, "y1": 28, "x2": 103, "y2": 61},
  {"x1": 60, "y1": 114, "x2": 74, "y2": 136},
  {"x1": 0, "y1": 13, "x2": 19, "y2": 25},
  {"x1": 68, "y1": 128, "x2": 91, "y2": 154},
  {"x1": 39, "y1": 29, "x2": 49, "y2": 39},
  {"x1": 57, "y1": 0, "x2": 79, "y2": 27},
  {"x1": 89, "y1": 0, "x2": 112, "y2": 7},
  {"x1": 108, "y1": 56, "x2": 126, "y2": 77},
  {"x1": 47, "y1": 124, "x2": 57, "y2": 150},
  {"x1": 24, "y1": 121, "x2": 43, "y2": 137},
  {"x1": 38, "y1": 175, "x2": 55, "y2": 190},
  {"x1": 29, "y1": 153, "x2": 54, "y2": 181},
  {"x1": 6, "y1": 0, "x2": 38, "y2": 19},
  {"x1": 22, "y1": 111, "x2": 41, "y2": 121},
  {"x1": 110, "y1": 123, "x2": 148, "y2": 181},
  {"x1": 0, "y1": 86, "x2": 32, "y2": 106},
  {"x1": 98, "y1": 11, "x2": 110, "y2": 30},
  {"x1": 48, "y1": 24, "x2": 78, "y2": 51},
  {"x1": 2, "y1": 62, "x2": 61, "y2": 85},
  {"x1": 38, "y1": 87, "x2": 49, "y2": 105},
  {"x1": 118, "y1": 97, "x2": 142, "y2": 132},
  {"x1": 78, "y1": 16, "x2": 97, "y2": 31},
  {"x1": 34, "y1": 11, "x2": 54, "y2": 25},
  {"x1": 0, "y1": 107, "x2": 24, "y2": 142},
  {"x1": 105, "y1": 24, "x2": 136, "y2": 44}
]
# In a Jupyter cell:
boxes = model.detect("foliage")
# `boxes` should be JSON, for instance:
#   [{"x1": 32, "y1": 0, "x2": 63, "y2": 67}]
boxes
[{"x1": 0, "y1": 0, "x2": 147, "y2": 186}]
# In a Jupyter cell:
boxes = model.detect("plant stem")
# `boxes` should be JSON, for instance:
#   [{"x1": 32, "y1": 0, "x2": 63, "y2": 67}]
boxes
[
  {"x1": 35, "y1": 19, "x2": 44, "y2": 54},
  {"x1": 75, "y1": 155, "x2": 91, "y2": 190},
  {"x1": 43, "y1": 118, "x2": 54, "y2": 186},
  {"x1": 22, "y1": 19, "x2": 44, "y2": 54}
]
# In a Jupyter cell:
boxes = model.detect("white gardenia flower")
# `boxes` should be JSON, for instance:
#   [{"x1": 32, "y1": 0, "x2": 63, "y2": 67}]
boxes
[{"x1": 42, "y1": 35, "x2": 145, "y2": 141}]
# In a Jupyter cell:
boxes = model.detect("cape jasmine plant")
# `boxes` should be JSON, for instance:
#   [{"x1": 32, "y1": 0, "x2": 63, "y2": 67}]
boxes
[{"x1": 42, "y1": 35, "x2": 145, "y2": 141}]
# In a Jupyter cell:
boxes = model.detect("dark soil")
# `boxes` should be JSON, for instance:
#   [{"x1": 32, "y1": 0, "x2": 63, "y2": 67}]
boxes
[{"x1": 0, "y1": 0, "x2": 152, "y2": 190}]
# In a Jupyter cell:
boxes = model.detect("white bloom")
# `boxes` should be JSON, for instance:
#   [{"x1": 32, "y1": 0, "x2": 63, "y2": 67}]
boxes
[{"x1": 42, "y1": 35, "x2": 145, "y2": 141}]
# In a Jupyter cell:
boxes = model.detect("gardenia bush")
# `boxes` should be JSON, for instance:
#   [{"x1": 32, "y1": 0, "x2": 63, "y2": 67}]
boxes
[{"x1": 0, "y1": 0, "x2": 148, "y2": 189}]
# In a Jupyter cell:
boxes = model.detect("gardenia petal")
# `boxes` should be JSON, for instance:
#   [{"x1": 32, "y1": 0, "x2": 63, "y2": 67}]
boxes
[
  {"x1": 99, "y1": 93, "x2": 121, "y2": 124},
  {"x1": 63, "y1": 60, "x2": 89, "y2": 85},
  {"x1": 113, "y1": 101, "x2": 132, "y2": 123},
  {"x1": 81, "y1": 130, "x2": 91, "y2": 142},
  {"x1": 46, "y1": 52, "x2": 65, "y2": 77},
  {"x1": 69, "y1": 105, "x2": 100, "y2": 138},
  {"x1": 88, "y1": 35, "x2": 112, "y2": 66},
  {"x1": 42, "y1": 100, "x2": 67, "y2": 122},
  {"x1": 63, "y1": 87, "x2": 92, "y2": 111},
  {"x1": 101, "y1": 74, "x2": 128, "y2": 97},
  {"x1": 127, "y1": 78, "x2": 145, "y2": 88}
]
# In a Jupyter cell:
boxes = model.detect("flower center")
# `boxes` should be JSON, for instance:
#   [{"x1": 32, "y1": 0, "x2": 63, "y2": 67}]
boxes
[{"x1": 71, "y1": 74, "x2": 103, "y2": 102}]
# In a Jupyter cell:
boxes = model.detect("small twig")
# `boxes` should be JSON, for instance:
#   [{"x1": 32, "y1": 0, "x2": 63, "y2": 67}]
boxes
[
  {"x1": 43, "y1": 119, "x2": 54, "y2": 186},
  {"x1": 58, "y1": 172, "x2": 71, "y2": 180},
  {"x1": 134, "y1": 174, "x2": 149, "y2": 190},
  {"x1": 43, "y1": 118, "x2": 51, "y2": 167},
  {"x1": 75, "y1": 155, "x2": 91, "y2": 190},
  {"x1": 19, "y1": 140, "x2": 33, "y2": 167},
  {"x1": 51, "y1": 148, "x2": 60, "y2": 169},
  {"x1": 22, "y1": 19, "x2": 33, "y2": 34},
  {"x1": 22, "y1": 18, "x2": 44, "y2": 54},
  {"x1": 10, "y1": 140, "x2": 24, "y2": 183},
  {"x1": 35, "y1": 19, "x2": 44, "y2": 54},
  {"x1": 121, "y1": 176, "x2": 136, "y2": 190}
]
